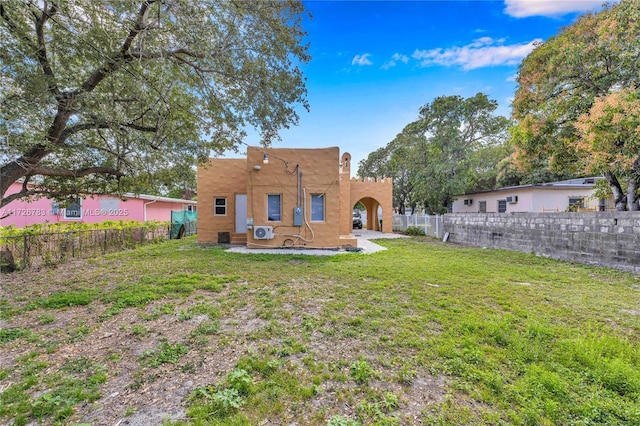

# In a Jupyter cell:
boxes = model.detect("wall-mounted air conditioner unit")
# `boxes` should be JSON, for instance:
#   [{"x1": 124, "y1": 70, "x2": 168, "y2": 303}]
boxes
[
  {"x1": 506, "y1": 196, "x2": 518, "y2": 204},
  {"x1": 463, "y1": 199, "x2": 473, "y2": 205},
  {"x1": 253, "y1": 226, "x2": 274, "y2": 240}
]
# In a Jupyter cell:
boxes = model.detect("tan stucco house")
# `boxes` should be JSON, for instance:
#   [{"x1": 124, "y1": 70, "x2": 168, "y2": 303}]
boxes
[
  {"x1": 197, "y1": 146, "x2": 392, "y2": 248},
  {"x1": 452, "y1": 177, "x2": 612, "y2": 213}
]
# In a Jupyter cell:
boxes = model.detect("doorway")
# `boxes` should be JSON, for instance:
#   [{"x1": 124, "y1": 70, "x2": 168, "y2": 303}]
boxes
[{"x1": 235, "y1": 194, "x2": 247, "y2": 233}]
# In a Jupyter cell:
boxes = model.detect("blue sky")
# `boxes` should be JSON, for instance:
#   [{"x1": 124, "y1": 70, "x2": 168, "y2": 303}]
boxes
[{"x1": 230, "y1": 0, "x2": 614, "y2": 175}]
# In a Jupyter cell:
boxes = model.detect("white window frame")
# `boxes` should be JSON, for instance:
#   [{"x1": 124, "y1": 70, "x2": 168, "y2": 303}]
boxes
[
  {"x1": 267, "y1": 194, "x2": 282, "y2": 222},
  {"x1": 310, "y1": 193, "x2": 325, "y2": 221},
  {"x1": 63, "y1": 198, "x2": 83, "y2": 221},
  {"x1": 214, "y1": 197, "x2": 227, "y2": 216}
]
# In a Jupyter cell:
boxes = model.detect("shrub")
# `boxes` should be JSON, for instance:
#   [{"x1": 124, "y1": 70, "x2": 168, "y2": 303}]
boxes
[
  {"x1": 226, "y1": 368, "x2": 253, "y2": 395},
  {"x1": 328, "y1": 415, "x2": 361, "y2": 426},
  {"x1": 404, "y1": 226, "x2": 426, "y2": 236},
  {"x1": 138, "y1": 340, "x2": 189, "y2": 367},
  {"x1": 350, "y1": 358, "x2": 377, "y2": 385}
]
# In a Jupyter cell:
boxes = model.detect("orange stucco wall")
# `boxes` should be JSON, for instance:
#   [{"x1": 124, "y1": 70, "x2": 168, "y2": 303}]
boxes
[
  {"x1": 197, "y1": 159, "x2": 247, "y2": 244},
  {"x1": 246, "y1": 146, "x2": 346, "y2": 248},
  {"x1": 339, "y1": 153, "x2": 354, "y2": 237},
  {"x1": 197, "y1": 147, "x2": 392, "y2": 248},
  {"x1": 350, "y1": 178, "x2": 393, "y2": 233}
]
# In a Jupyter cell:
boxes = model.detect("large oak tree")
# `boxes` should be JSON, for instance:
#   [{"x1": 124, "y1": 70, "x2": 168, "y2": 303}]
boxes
[
  {"x1": 511, "y1": 0, "x2": 640, "y2": 210},
  {"x1": 0, "y1": 0, "x2": 309, "y2": 207}
]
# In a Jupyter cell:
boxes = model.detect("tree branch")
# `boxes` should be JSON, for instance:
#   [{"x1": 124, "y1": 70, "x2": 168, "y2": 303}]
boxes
[
  {"x1": 1, "y1": 186, "x2": 121, "y2": 207},
  {"x1": 60, "y1": 122, "x2": 112, "y2": 140},
  {"x1": 78, "y1": 0, "x2": 158, "y2": 94},
  {"x1": 2, "y1": 176, "x2": 44, "y2": 207},
  {"x1": 60, "y1": 120, "x2": 157, "y2": 140},
  {"x1": 0, "y1": 3, "x2": 37, "y2": 53},
  {"x1": 121, "y1": 122, "x2": 158, "y2": 132},
  {"x1": 34, "y1": 2, "x2": 61, "y2": 99},
  {"x1": 86, "y1": 136, "x2": 132, "y2": 168},
  {"x1": 126, "y1": 105, "x2": 155, "y2": 124},
  {"x1": 120, "y1": 1, "x2": 159, "y2": 53},
  {"x1": 29, "y1": 166, "x2": 125, "y2": 178},
  {"x1": 131, "y1": 48, "x2": 229, "y2": 75},
  {"x1": 1, "y1": 189, "x2": 38, "y2": 207},
  {"x1": 130, "y1": 48, "x2": 205, "y2": 60}
]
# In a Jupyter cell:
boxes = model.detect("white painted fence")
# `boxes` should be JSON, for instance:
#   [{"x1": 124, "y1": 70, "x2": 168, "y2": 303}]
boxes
[{"x1": 392, "y1": 214, "x2": 443, "y2": 238}]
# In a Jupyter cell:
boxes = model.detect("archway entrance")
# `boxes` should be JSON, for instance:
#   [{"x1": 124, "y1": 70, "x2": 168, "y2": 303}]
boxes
[{"x1": 353, "y1": 196, "x2": 384, "y2": 231}]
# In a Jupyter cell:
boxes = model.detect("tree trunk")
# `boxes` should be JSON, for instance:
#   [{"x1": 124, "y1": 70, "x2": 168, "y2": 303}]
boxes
[
  {"x1": 1, "y1": 145, "x2": 52, "y2": 207},
  {"x1": 627, "y1": 177, "x2": 639, "y2": 211},
  {"x1": 0, "y1": 249, "x2": 16, "y2": 273},
  {"x1": 630, "y1": 154, "x2": 640, "y2": 211},
  {"x1": 604, "y1": 172, "x2": 627, "y2": 211},
  {"x1": 1, "y1": 105, "x2": 74, "y2": 207}
]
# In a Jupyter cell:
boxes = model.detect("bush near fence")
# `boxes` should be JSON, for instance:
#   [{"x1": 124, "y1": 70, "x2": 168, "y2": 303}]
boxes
[
  {"x1": 392, "y1": 214, "x2": 443, "y2": 238},
  {"x1": 0, "y1": 220, "x2": 169, "y2": 271}
]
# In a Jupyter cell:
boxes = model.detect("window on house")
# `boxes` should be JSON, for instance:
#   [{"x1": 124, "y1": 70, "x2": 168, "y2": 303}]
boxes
[
  {"x1": 214, "y1": 197, "x2": 226, "y2": 216},
  {"x1": 498, "y1": 200, "x2": 507, "y2": 213},
  {"x1": 267, "y1": 194, "x2": 281, "y2": 221},
  {"x1": 479, "y1": 201, "x2": 487, "y2": 213},
  {"x1": 569, "y1": 197, "x2": 584, "y2": 210},
  {"x1": 63, "y1": 198, "x2": 82, "y2": 220},
  {"x1": 311, "y1": 194, "x2": 325, "y2": 221}
]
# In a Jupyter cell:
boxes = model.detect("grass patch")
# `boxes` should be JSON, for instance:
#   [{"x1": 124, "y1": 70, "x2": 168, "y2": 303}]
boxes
[
  {"x1": 350, "y1": 358, "x2": 377, "y2": 385},
  {"x1": 187, "y1": 368, "x2": 253, "y2": 420},
  {"x1": 190, "y1": 320, "x2": 220, "y2": 339},
  {"x1": 138, "y1": 339, "x2": 189, "y2": 368},
  {"x1": 0, "y1": 352, "x2": 105, "y2": 425},
  {"x1": 2, "y1": 236, "x2": 639, "y2": 425},
  {"x1": 28, "y1": 290, "x2": 97, "y2": 310},
  {"x1": 101, "y1": 273, "x2": 236, "y2": 309},
  {"x1": 0, "y1": 328, "x2": 30, "y2": 344}
]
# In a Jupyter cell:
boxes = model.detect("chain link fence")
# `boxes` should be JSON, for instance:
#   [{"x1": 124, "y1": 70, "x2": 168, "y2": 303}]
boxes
[
  {"x1": 392, "y1": 214, "x2": 443, "y2": 238},
  {"x1": 170, "y1": 210, "x2": 197, "y2": 239},
  {"x1": 1, "y1": 225, "x2": 168, "y2": 272}
]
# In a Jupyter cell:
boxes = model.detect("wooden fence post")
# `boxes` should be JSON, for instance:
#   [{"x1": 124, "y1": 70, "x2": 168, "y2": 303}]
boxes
[{"x1": 22, "y1": 234, "x2": 28, "y2": 268}]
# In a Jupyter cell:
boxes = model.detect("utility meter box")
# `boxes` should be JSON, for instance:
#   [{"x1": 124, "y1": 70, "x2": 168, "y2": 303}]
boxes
[{"x1": 293, "y1": 207, "x2": 303, "y2": 226}]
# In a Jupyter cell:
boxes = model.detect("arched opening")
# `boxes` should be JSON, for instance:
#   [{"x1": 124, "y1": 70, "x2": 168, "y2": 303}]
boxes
[{"x1": 353, "y1": 196, "x2": 384, "y2": 231}]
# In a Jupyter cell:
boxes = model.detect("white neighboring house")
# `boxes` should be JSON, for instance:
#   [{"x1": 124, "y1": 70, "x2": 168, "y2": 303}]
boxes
[{"x1": 452, "y1": 177, "x2": 611, "y2": 213}]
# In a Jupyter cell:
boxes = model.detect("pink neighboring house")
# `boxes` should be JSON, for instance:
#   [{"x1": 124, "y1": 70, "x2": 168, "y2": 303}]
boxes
[{"x1": 1, "y1": 182, "x2": 197, "y2": 228}]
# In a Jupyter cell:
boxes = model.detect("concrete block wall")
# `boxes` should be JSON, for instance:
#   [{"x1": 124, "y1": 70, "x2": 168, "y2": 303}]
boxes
[{"x1": 444, "y1": 212, "x2": 640, "y2": 273}]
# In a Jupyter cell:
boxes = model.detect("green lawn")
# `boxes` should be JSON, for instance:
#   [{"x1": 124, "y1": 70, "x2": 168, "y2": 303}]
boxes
[{"x1": 1, "y1": 236, "x2": 639, "y2": 425}]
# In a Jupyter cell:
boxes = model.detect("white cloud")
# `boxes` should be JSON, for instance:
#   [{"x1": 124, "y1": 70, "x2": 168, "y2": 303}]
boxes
[
  {"x1": 351, "y1": 53, "x2": 373, "y2": 66},
  {"x1": 506, "y1": 96, "x2": 515, "y2": 106},
  {"x1": 381, "y1": 53, "x2": 409, "y2": 70},
  {"x1": 504, "y1": 0, "x2": 612, "y2": 18},
  {"x1": 412, "y1": 37, "x2": 542, "y2": 70}
]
